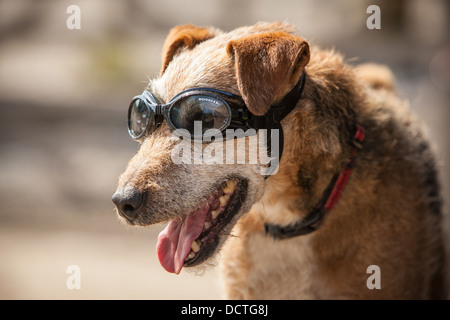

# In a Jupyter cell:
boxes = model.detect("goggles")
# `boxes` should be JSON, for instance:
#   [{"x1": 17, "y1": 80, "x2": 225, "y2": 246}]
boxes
[
  {"x1": 127, "y1": 71, "x2": 306, "y2": 176},
  {"x1": 128, "y1": 87, "x2": 252, "y2": 141}
]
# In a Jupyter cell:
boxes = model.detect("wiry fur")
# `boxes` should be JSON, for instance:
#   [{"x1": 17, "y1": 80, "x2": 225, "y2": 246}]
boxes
[{"x1": 113, "y1": 22, "x2": 448, "y2": 299}]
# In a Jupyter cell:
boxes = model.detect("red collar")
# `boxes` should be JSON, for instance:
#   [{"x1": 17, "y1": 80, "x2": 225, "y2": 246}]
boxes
[{"x1": 264, "y1": 124, "x2": 366, "y2": 239}]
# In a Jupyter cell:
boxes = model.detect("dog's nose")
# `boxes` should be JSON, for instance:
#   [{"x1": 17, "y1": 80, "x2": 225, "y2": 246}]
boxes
[{"x1": 112, "y1": 189, "x2": 144, "y2": 220}]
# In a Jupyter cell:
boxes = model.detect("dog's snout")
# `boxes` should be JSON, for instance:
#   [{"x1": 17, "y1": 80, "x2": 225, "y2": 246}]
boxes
[{"x1": 112, "y1": 189, "x2": 144, "y2": 220}]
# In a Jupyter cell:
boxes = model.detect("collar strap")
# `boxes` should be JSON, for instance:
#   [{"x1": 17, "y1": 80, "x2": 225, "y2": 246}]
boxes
[
  {"x1": 264, "y1": 124, "x2": 366, "y2": 240},
  {"x1": 248, "y1": 71, "x2": 307, "y2": 177}
]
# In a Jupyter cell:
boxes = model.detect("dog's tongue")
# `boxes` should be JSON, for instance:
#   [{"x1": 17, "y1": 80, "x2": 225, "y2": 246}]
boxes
[{"x1": 156, "y1": 204, "x2": 209, "y2": 274}]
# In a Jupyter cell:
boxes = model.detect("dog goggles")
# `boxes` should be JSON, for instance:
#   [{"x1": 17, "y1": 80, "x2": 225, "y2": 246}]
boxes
[
  {"x1": 128, "y1": 71, "x2": 306, "y2": 176},
  {"x1": 128, "y1": 87, "x2": 252, "y2": 140}
]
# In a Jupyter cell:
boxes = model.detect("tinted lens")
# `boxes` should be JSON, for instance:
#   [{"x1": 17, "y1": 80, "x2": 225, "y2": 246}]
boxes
[
  {"x1": 169, "y1": 95, "x2": 230, "y2": 135},
  {"x1": 128, "y1": 98, "x2": 153, "y2": 139}
]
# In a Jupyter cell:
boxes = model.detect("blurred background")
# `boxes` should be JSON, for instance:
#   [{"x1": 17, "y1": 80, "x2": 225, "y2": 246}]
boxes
[{"x1": 0, "y1": 0, "x2": 449, "y2": 299}]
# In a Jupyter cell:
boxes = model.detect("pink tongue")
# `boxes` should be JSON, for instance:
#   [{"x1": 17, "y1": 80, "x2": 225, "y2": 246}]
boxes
[{"x1": 156, "y1": 204, "x2": 209, "y2": 274}]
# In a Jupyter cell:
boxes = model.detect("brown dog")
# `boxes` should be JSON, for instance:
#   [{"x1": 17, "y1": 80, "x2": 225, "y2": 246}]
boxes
[{"x1": 112, "y1": 22, "x2": 448, "y2": 299}]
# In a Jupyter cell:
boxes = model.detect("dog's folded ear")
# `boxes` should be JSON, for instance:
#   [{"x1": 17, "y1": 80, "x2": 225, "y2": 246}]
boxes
[
  {"x1": 227, "y1": 32, "x2": 310, "y2": 116},
  {"x1": 161, "y1": 24, "x2": 218, "y2": 75}
]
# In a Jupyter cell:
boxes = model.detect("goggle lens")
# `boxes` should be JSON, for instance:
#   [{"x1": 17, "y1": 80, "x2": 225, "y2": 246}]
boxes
[
  {"x1": 169, "y1": 95, "x2": 230, "y2": 135},
  {"x1": 128, "y1": 98, "x2": 152, "y2": 139}
]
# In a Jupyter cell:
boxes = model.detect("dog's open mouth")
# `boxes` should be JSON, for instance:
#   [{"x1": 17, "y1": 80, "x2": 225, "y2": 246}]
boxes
[{"x1": 156, "y1": 178, "x2": 247, "y2": 274}]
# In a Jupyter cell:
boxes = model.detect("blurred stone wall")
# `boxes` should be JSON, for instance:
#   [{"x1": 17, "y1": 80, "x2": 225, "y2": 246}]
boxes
[{"x1": 0, "y1": 0, "x2": 448, "y2": 299}]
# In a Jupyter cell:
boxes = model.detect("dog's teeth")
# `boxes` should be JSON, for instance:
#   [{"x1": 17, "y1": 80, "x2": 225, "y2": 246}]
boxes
[
  {"x1": 211, "y1": 210, "x2": 219, "y2": 220},
  {"x1": 187, "y1": 252, "x2": 195, "y2": 260},
  {"x1": 204, "y1": 221, "x2": 211, "y2": 230},
  {"x1": 219, "y1": 195, "x2": 227, "y2": 207},
  {"x1": 191, "y1": 240, "x2": 201, "y2": 253},
  {"x1": 223, "y1": 180, "x2": 236, "y2": 194}
]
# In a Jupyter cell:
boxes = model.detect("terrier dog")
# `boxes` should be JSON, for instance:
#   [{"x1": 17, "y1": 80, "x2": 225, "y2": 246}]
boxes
[{"x1": 112, "y1": 22, "x2": 448, "y2": 299}]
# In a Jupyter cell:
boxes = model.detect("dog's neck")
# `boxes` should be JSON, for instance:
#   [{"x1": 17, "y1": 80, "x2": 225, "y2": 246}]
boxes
[
  {"x1": 259, "y1": 65, "x2": 366, "y2": 239},
  {"x1": 264, "y1": 124, "x2": 365, "y2": 239}
]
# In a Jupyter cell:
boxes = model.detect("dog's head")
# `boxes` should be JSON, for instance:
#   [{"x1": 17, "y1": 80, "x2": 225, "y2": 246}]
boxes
[{"x1": 112, "y1": 22, "x2": 310, "y2": 274}]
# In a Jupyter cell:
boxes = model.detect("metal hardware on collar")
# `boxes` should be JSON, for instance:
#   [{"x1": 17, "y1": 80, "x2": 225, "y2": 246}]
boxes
[{"x1": 264, "y1": 124, "x2": 366, "y2": 240}]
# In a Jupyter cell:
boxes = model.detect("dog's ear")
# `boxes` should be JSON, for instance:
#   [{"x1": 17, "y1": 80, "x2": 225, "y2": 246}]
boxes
[
  {"x1": 161, "y1": 24, "x2": 217, "y2": 75},
  {"x1": 227, "y1": 32, "x2": 310, "y2": 116}
]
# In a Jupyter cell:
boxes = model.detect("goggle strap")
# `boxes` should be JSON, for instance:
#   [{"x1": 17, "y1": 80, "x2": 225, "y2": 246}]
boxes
[
  {"x1": 247, "y1": 71, "x2": 306, "y2": 131},
  {"x1": 272, "y1": 71, "x2": 306, "y2": 123},
  {"x1": 154, "y1": 105, "x2": 163, "y2": 115},
  {"x1": 262, "y1": 71, "x2": 306, "y2": 178},
  {"x1": 263, "y1": 122, "x2": 284, "y2": 179}
]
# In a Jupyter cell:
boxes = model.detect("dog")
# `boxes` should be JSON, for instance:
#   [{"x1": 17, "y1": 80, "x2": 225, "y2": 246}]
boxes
[{"x1": 112, "y1": 22, "x2": 448, "y2": 299}]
